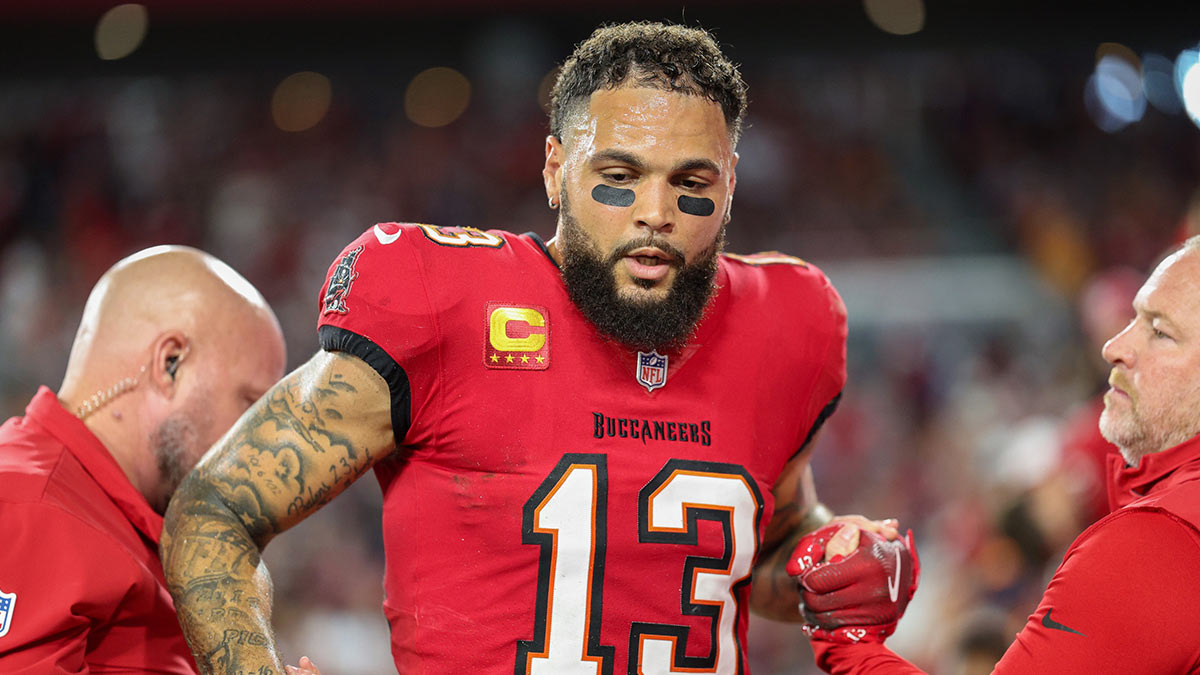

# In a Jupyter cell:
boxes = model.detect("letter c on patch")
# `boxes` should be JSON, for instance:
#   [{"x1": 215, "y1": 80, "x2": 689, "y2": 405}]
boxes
[{"x1": 489, "y1": 307, "x2": 547, "y2": 352}]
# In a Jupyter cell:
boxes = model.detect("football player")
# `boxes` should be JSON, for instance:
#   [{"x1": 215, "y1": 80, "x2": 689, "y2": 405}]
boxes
[{"x1": 162, "y1": 22, "x2": 915, "y2": 674}]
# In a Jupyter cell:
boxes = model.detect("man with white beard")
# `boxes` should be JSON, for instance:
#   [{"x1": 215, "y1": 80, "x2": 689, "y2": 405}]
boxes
[{"x1": 795, "y1": 237, "x2": 1200, "y2": 674}]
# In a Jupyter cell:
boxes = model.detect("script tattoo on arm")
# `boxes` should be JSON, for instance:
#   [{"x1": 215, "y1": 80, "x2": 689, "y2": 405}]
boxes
[
  {"x1": 749, "y1": 439, "x2": 832, "y2": 622},
  {"x1": 161, "y1": 350, "x2": 395, "y2": 674}
]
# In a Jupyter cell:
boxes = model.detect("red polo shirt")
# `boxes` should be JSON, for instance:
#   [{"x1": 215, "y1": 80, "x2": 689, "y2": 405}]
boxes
[
  {"x1": 813, "y1": 434, "x2": 1200, "y2": 674},
  {"x1": 0, "y1": 387, "x2": 196, "y2": 673}
]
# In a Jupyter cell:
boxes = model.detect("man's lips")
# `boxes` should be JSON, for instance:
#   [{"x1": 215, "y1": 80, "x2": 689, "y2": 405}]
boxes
[
  {"x1": 1108, "y1": 374, "x2": 1132, "y2": 400},
  {"x1": 623, "y1": 247, "x2": 676, "y2": 281},
  {"x1": 626, "y1": 247, "x2": 676, "y2": 264}
]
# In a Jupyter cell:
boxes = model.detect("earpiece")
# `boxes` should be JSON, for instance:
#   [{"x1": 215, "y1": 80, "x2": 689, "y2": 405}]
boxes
[{"x1": 165, "y1": 346, "x2": 189, "y2": 380}]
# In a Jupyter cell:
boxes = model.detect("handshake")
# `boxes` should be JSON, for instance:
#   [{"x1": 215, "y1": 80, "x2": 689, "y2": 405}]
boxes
[{"x1": 786, "y1": 522, "x2": 921, "y2": 644}]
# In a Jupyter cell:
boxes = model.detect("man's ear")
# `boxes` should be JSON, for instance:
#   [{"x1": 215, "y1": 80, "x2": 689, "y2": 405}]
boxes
[
  {"x1": 543, "y1": 135, "x2": 565, "y2": 207},
  {"x1": 150, "y1": 332, "x2": 190, "y2": 396},
  {"x1": 724, "y1": 152, "x2": 739, "y2": 225}
]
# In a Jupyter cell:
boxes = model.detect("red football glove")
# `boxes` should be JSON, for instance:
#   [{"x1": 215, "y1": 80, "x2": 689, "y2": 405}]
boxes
[{"x1": 785, "y1": 523, "x2": 920, "y2": 644}]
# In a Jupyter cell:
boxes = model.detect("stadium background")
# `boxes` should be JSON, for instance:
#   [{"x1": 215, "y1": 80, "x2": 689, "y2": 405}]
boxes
[{"x1": 2, "y1": 1, "x2": 1200, "y2": 672}]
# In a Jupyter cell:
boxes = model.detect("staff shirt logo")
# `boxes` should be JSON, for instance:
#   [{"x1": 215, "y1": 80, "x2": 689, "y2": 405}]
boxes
[
  {"x1": 636, "y1": 350, "x2": 668, "y2": 392},
  {"x1": 322, "y1": 245, "x2": 363, "y2": 315},
  {"x1": 0, "y1": 588, "x2": 15, "y2": 638},
  {"x1": 485, "y1": 304, "x2": 550, "y2": 370}
]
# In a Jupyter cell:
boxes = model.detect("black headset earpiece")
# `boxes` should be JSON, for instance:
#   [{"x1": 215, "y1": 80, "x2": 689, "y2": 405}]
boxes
[{"x1": 166, "y1": 355, "x2": 180, "y2": 379}]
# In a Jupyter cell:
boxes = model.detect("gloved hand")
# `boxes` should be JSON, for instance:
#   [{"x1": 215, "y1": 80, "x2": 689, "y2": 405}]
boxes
[{"x1": 786, "y1": 523, "x2": 920, "y2": 644}]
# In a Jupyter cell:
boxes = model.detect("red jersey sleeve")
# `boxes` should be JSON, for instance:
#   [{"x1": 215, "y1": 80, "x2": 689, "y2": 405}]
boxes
[
  {"x1": 810, "y1": 508, "x2": 1200, "y2": 674},
  {"x1": 720, "y1": 253, "x2": 848, "y2": 461},
  {"x1": 315, "y1": 223, "x2": 443, "y2": 445},
  {"x1": 0, "y1": 502, "x2": 138, "y2": 673},
  {"x1": 794, "y1": 261, "x2": 848, "y2": 450}
]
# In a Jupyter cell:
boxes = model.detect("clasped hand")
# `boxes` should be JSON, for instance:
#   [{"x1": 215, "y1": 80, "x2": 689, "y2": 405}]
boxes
[{"x1": 786, "y1": 519, "x2": 920, "y2": 644}]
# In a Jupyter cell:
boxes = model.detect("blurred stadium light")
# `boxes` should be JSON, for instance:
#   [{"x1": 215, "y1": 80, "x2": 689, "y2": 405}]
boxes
[
  {"x1": 94, "y1": 3, "x2": 147, "y2": 60},
  {"x1": 1085, "y1": 46, "x2": 1145, "y2": 133},
  {"x1": 863, "y1": 0, "x2": 925, "y2": 36},
  {"x1": 1143, "y1": 52, "x2": 1184, "y2": 115},
  {"x1": 272, "y1": 71, "x2": 333, "y2": 132},
  {"x1": 404, "y1": 67, "x2": 471, "y2": 128},
  {"x1": 1178, "y1": 46, "x2": 1200, "y2": 129}
]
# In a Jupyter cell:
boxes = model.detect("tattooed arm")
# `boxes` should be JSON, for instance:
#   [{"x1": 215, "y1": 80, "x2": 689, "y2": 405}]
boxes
[{"x1": 161, "y1": 350, "x2": 395, "y2": 674}]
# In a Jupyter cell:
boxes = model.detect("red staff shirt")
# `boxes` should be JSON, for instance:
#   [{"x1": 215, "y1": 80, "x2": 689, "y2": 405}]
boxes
[
  {"x1": 0, "y1": 387, "x2": 196, "y2": 674},
  {"x1": 813, "y1": 434, "x2": 1200, "y2": 674}
]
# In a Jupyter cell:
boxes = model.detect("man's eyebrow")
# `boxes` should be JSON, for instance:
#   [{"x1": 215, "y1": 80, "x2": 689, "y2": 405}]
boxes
[
  {"x1": 590, "y1": 149, "x2": 647, "y2": 170},
  {"x1": 673, "y1": 158, "x2": 722, "y2": 175},
  {"x1": 588, "y1": 151, "x2": 722, "y2": 177},
  {"x1": 1140, "y1": 306, "x2": 1181, "y2": 331}
]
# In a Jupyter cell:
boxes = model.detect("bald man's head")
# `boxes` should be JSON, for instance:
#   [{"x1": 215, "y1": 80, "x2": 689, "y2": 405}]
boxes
[{"x1": 59, "y1": 245, "x2": 287, "y2": 513}]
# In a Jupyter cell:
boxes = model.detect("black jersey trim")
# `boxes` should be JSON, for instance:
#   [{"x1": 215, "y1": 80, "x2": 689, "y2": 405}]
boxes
[
  {"x1": 318, "y1": 325, "x2": 412, "y2": 444},
  {"x1": 524, "y1": 232, "x2": 560, "y2": 270},
  {"x1": 794, "y1": 390, "x2": 842, "y2": 459}
]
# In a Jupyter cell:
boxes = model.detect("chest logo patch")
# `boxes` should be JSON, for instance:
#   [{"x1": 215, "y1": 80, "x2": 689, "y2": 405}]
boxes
[
  {"x1": 322, "y1": 245, "x2": 363, "y2": 315},
  {"x1": 485, "y1": 304, "x2": 549, "y2": 370},
  {"x1": 0, "y1": 588, "x2": 15, "y2": 638},
  {"x1": 636, "y1": 350, "x2": 668, "y2": 392}
]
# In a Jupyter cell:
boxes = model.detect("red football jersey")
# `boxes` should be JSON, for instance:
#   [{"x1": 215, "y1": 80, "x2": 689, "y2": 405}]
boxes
[{"x1": 316, "y1": 223, "x2": 847, "y2": 674}]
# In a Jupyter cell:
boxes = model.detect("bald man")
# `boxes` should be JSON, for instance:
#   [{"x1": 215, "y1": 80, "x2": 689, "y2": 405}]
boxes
[{"x1": 0, "y1": 246, "x2": 285, "y2": 673}]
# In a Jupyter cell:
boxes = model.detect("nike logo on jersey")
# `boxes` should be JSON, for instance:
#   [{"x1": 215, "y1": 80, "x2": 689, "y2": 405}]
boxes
[
  {"x1": 373, "y1": 223, "x2": 402, "y2": 245},
  {"x1": 887, "y1": 548, "x2": 901, "y2": 602},
  {"x1": 1042, "y1": 609, "x2": 1086, "y2": 636}
]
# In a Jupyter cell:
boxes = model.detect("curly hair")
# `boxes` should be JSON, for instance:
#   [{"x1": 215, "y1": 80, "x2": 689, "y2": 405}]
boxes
[{"x1": 549, "y1": 22, "x2": 748, "y2": 145}]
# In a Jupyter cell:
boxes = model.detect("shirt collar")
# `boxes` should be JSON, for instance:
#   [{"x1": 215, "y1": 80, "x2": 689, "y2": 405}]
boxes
[
  {"x1": 1108, "y1": 433, "x2": 1200, "y2": 510},
  {"x1": 25, "y1": 386, "x2": 164, "y2": 544}
]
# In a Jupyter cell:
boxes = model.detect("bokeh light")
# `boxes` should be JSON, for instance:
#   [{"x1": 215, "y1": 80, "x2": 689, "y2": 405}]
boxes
[
  {"x1": 405, "y1": 67, "x2": 471, "y2": 128},
  {"x1": 1143, "y1": 53, "x2": 1183, "y2": 115},
  {"x1": 271, "y1": 71, "x2": 333, "y2": 133},
  {"x1": 1177, "y1": 48, "x2": 1200, "y2": 129},
  {"x1": 95, "y1": 3, "x2": 148, "y2": 61},
  {"x1": 1084, "y1": 46, "x2": 1145, "y2": 133},
  {"x1": 863, "y1": 0, "x2": 925, "y2": 36}
]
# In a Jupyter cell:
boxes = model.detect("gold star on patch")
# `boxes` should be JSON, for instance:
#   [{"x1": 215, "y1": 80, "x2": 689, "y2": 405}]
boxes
[
  {"x1": 535, "y1": 355, "x2": 545, "y2": 363},
  {"x1": 490, "y1": 354, "x2": 499, "y2": 363},
  {"x1": 521, "y1": 355, "x2": 530, "y2": 363},
  {"x1": 505, "y1": 355, "x2": 514, "y2": 363}
]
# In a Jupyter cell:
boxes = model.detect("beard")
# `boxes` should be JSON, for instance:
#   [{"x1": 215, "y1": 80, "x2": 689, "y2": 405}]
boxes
[
  {"x1": 149, "y1": 396, "x2": 209, "y2": 514},
  {"x1": 1100, "y1": 378, "x2": 1200, "y2": 466},
  {"x1": 557, "y1": 190, "x2": 723, "y2": 352}
]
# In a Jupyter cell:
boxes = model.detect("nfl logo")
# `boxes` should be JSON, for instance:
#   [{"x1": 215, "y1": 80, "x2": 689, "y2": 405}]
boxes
[
  {"x1": 636, "y1": 350, "x2": 668, "y2": 393},
  {"x1": 0, "y1": 588, "x2": 15, "y2": 638}
]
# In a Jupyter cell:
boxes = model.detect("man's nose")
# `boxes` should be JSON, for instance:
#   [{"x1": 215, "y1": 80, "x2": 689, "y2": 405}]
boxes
[
  {"x1": 633, "y1": 182, "x2": 676, "y2": 234},
  {"x1": 1101, "y1": 320, "x2": 1136, "y2": 367}
]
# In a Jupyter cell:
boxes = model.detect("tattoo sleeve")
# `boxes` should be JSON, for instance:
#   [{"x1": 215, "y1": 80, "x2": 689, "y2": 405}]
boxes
[
  {"x1": 749, "y1": 446, "x2": 832, "y2": 622},
  {"x1": 161, "y1": 351, "x2": 395, "y2": 674}
]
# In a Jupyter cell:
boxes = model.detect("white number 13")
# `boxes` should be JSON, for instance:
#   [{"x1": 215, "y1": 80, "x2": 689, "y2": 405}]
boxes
[{"x1": 516, "y1": 454, "x2": 764, "y2": 675}]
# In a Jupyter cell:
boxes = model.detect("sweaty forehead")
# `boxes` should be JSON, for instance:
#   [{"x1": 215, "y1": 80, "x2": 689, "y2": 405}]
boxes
[{"x1": 565, "y1": 87, "x2": 734, "y2": 165}]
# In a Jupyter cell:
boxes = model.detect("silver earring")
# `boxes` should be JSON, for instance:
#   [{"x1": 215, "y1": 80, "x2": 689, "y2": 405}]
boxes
[{"x1": 549, "y1": 196, "x2": 559, "y2": 210}]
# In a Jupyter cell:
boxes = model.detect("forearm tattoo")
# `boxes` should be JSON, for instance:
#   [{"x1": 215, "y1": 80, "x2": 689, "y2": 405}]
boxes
[{"x1": 162, "y1": 363, "x2": 375, "y2": 674}]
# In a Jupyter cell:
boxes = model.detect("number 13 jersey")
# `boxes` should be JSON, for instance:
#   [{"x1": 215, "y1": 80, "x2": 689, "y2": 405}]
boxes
[{"x1": 316, "y1": 222, "x2": 847, "y2": 675}]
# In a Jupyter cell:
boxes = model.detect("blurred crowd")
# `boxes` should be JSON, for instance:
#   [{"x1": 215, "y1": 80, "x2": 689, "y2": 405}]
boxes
[{"x1": 2, "y1": 17, "x2": 1199, "y2": 673}]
